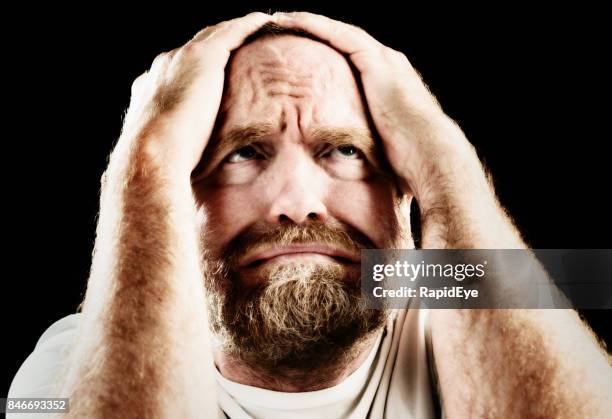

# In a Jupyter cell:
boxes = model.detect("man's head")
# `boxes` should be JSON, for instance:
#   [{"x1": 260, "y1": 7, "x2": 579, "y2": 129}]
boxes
[{"x1": 192, "y1": 23, "x2": 413, "y2": 378}]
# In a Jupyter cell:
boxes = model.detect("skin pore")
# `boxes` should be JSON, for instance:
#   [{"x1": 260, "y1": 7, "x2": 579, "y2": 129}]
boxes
[{"x1": 192, "y1": 34, "x2": 411, "y2": 391}]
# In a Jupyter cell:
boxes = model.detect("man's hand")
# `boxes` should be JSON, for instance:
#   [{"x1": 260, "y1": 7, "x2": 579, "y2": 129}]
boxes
[
  {"x1": 58, "y1": 13, "x2": 274, "y2": 419},
  {"x1": 274, "y1": 12, "x2": 612, "y2": 419},
  {"x1": 118, "y1": 12, "x2": 273, "y2": 180},
  {"x1": 273, "y1": 11, "x2": 520, "y2": 249},
  {"x1": 273, "y1": 12, "x2": 475, "y2": 201}
]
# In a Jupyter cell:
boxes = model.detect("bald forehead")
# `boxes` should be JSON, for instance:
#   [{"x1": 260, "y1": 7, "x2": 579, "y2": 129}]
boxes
[
  {"x1": 193, "y1": 35, "x2": 384, "y2": 181},
  {"x1": 220, "y1": 34, "x2": 366, "y2": 126},
  {"x1": 229, "y1": 34, "x2": 354, "y2": 84}
]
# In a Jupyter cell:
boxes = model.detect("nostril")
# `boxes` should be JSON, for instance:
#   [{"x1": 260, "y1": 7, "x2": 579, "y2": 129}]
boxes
[{"x1": 277, "y1": 212, "x2": 322, "y2": 223}]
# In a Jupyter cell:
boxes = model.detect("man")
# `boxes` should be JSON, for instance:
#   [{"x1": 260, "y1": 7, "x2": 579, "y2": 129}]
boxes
[{"x1": 8, "y1": 11, "x2": 611, "y2": 418}]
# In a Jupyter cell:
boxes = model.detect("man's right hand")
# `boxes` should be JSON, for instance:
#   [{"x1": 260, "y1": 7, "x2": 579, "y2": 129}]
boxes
[
  {"x1": 60, "y1": 14, "x2": 274, "y2": 418},
  {"x1": 115, "y1": 12, "x2": 273, "y2": 181}
]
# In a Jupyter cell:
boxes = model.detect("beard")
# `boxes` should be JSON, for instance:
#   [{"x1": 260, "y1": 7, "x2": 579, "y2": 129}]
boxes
[{"x1": 201, "y1": 221, "x2": 403, "y2": 379}]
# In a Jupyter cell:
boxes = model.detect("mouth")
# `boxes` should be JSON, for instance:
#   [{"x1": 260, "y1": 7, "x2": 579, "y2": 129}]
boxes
[{"x1": 240, "y1": 245, "x2": 361, "y2": 269}]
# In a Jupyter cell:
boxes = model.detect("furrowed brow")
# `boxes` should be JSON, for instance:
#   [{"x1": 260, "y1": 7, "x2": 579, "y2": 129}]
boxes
[
  {"x1": 191, "y1": 123, "x2": 277, "y2": 182},
  {"x1": 209, "y1": 123, "x2": 278, "y2": 162},
  {"x1": 208, "y1": 125, "x2": 379, "y2": 164},
  {"x1": 310, "y1": 126, "x2": 383, "y2": 167},
  {"x1": 191, "y1": 124, "x2": 387, "y2": 183}
]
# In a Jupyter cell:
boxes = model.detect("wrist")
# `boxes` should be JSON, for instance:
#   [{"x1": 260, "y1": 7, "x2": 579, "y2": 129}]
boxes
[
  {"x1": 399, "y1": 136, "x2": 483, "y2": 205},
  {"x1": 104, "y1": 133, "x2": 195, "y2": 206},
  {"x1": 389, "y1": 111, "x2": 474, "y2": 193}
]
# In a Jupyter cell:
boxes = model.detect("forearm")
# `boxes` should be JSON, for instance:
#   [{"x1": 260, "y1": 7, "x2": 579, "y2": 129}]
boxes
[
  {"x1": 56, "y1": 136, "x2": 217, "y2": 418},
  {"x1": 406, "y1": 117, "x2": 612, "y2": 417},
  {"x1": 431, "y1": 309, "x2": 612, "y2": 418}
]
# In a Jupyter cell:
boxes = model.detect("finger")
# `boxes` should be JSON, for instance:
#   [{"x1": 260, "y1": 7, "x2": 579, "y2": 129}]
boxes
[
  {"x1": 146, "y1": 51, "x2": 173, "y2": 88},
  {"x1": 150, "y1": 51, "x2": 171, "y2": 73},
  {"x1": 273, "y1": 11, "x2": 383, "y2": 56},
  {"x1": 210, "y1": 12, "x2": 274, "y2": 51},
  {"x1": 166, "y1": 47, "x2": 180, "y2": 60},
  {"x1": 130, "y1": 71, "x2": 148, "y2": 97},
  {"x1": 189, "y1": 16, "x2": 242, "y2": 43},
  {"x1": 190, "y1": 24, "x2": 222, "y2": 43}
]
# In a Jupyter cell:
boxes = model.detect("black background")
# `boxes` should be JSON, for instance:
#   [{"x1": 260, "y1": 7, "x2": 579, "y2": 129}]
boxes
[{"x1": 4, "y1": 3, "x2": 610, "y2": 395}]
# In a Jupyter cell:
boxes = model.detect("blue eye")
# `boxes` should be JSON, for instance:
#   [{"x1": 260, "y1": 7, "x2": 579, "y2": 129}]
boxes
[
  {"x1": 227, "y1": 146, "x2": 260, "y2": 163},
  {"x1": 329, "y1": 145, "x2": 361, "y2": 159}
]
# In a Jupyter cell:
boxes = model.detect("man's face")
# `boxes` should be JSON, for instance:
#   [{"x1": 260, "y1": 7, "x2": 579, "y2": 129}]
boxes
[{"x1": 192, "y1": 34, "x2": 411, "y2": 373}]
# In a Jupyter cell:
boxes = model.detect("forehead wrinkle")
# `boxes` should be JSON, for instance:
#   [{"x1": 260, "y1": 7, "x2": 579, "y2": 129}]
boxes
[
  {"x1": 235, "y1": 40, "x2": 344, "y2": 102},
  {"x1": 255, "y1": 63, "x2": 318, "y2": 100},
  {"x1": 257, "y1": 61, "x2": 315, "y2": 85},
  {"x1": 218, "y1": 36, "x2": 371, "y2": 151}
]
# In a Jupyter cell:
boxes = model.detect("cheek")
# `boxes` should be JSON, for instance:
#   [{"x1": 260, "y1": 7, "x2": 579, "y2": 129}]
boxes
[
  {"x1": 327, "y1": 179, "x2": 400, "y2": 248},
  {"x1": 193, "y1": 185, "x2": 261, "y2": 254}
]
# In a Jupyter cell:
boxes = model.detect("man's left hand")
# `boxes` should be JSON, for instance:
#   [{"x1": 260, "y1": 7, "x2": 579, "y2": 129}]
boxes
[{"x1": 273, "y1": 11, "x2": 479, "y2": 202}]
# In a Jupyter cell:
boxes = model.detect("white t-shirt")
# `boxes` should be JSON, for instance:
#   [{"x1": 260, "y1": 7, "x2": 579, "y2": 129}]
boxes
[{"x1": 8, "y1": 309, "x2": 441, "y2": 418}]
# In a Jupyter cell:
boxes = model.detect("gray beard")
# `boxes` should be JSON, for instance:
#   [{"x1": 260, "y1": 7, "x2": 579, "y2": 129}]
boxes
[{"x1": 203, "y1": 258, "x2": 389, "y2": 380}]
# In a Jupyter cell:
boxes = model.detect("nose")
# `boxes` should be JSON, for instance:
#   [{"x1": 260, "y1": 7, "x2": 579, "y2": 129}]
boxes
[{"x1": 265, "y1": 151, "x2": 329, "y2": 225}]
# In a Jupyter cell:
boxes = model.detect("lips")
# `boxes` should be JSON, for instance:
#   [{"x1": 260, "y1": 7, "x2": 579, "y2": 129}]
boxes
[{"x1": 239, "y1": 244, "x2": 361, "y2": 268}]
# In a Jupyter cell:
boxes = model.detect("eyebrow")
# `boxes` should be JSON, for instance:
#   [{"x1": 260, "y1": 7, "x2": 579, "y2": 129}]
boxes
[
  {"x1": 310, "y1": 126, "x2": 379, "y2": 161},
  {"x1": 193, "y1": 122, "x2": 384, "y2": 181},
  {"x1": 206, "y1": 122, "x2": 278, "y2": 166}
]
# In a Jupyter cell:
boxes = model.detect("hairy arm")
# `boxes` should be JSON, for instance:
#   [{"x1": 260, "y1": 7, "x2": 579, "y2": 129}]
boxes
[
  {"x1": 54, "y1": 138, "x2": 217, "y2": 418},
  {"x1": 271, "y1": 10, "x2": 612, "y2": 417},
  {"x1": 48, "y1": 12, "x2": 274, "y2": 418},
  {"x1": 270, "y1": 11, "x2": 612, "y2": 416},
  {"x1": 414, "y1": 116, "x2": 612, "y2": 418}
]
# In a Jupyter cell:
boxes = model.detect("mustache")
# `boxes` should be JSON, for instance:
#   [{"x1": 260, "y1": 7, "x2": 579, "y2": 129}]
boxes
[{"x1": 219, "y1": 221, "x2": 376, "y2": 267}]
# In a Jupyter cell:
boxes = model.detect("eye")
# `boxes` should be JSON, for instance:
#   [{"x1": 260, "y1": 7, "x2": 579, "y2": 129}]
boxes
[
  {"x1": 226, "y1": 145, "x2": 262, "y2": 163},
  {"x1": 329, "y1": 145, "x2": 362, "y2": 160}
]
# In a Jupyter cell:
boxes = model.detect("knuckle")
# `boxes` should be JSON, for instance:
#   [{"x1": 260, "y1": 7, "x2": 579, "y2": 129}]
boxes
[
  {"x1": 179, "y1": 41, "x2": 206, "y2": 59},
  {"x1": 217, "y1": 20, "x2": 232, "y2": 29},
  {"x1": 150, "y1": 52, "x2": 170, "y2": 70},
  {"x1": 291, "y1": 11, "x2": 312, "y2": 18},
  {"x1": 279, "y1": 11, "x2": 312, "y2": 22},
  {"x1": 298, "y1": 12, "x2": 316, "y2": 23},
  {"x1": 384, "y1": 47, "x2": 410, "y2": 63},
  {"x1": 216, "y1": 17, "x2": 237, "y2": 30},
  {"x1": 190, "y1": 25, "x2": 216, "y2": 42},
  {"x1": 131, "y1": 72, "x2": 148, "y2": 89},
  {"x1": 330, "y1": 23, "x2": 346, "y2": 37},
  {"x1": 181, "y1": 42, "x2": 197, "y2": 55},
  {"x1": 167, "y1": 47, "x2": 180, "y2": 59},
  {"x1": 177, "y1": 41, "x2": 218, "y2": 65},
  {"x1": 246, "y1": 11, "x2": 268, "y2": 19}
]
